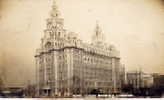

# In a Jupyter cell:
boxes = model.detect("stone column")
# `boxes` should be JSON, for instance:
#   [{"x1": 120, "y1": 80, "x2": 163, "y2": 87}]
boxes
[
  {"x1": 112, "y1": 58, "x2": 116, "y2": 93},
  {"x1": 53, "y1": 51, "x2": 59, "y2": 96},
  {"x1": 65, "y1": 49, "x2": 73, "y2": 96},
  {"x1": 35, "y1": 55, "x2": 40, "y2": 97}
]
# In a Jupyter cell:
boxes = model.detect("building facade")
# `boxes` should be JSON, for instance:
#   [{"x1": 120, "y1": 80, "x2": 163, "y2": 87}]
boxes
[{"x1": 35, "y1": 0, "x2": 122, "y2": 96}]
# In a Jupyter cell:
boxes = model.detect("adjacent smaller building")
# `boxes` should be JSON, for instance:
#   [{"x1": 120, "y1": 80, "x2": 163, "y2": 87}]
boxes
[
  {"x1": 126, "y1": 71, "x2": 153, "y2": 89},
  {"x1": 153, "y1": 74, "x2": 164, "y2": 88},
  {"x1": 126, "y1": 71, "x2": 141, "y2": 89},
  {"x1": 141, "y1": 73, "x2": 153, "y2": 88}
]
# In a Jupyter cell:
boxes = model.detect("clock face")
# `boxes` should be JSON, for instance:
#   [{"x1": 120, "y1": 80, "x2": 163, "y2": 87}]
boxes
[{"x1": 45, "y1": 42, "x2": 53, "y2": 49}]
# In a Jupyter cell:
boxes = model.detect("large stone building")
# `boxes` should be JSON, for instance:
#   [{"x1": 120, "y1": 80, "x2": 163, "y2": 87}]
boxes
[{"x1": 35, "y1": 0, "x2": 122, "y2": 96}]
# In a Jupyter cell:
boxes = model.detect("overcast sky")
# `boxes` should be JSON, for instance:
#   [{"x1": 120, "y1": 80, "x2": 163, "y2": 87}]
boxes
[{"x1": 0, "y1": 0, "x2": 164, "y2": 86}]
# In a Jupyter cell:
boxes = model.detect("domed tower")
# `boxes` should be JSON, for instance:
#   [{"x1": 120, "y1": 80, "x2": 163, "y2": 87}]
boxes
[
  {"x1": 43, "y1": 0, "x2": 65, "y2": 42},
  {"x1": 42, "y1": 0, "x2": 66, "y2": 50},
  {"x1": 92, "y1": 21, "x2": 105, "y2": 44}
]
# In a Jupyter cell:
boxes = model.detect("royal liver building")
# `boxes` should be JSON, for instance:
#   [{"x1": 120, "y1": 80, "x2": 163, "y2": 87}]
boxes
[{"x1": 35, "y1": 0, "x2": 123, "y2": 97}]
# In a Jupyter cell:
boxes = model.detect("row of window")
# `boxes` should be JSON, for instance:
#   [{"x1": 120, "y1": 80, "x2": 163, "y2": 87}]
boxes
[{"x1": 83, "y1": 56, "x2": 111, "y2": 64}]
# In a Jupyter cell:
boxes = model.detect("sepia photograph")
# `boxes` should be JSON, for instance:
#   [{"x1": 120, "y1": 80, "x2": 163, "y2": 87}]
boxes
[{"x1": 0, "y1": 0, "x2": 164, "y2": 99}]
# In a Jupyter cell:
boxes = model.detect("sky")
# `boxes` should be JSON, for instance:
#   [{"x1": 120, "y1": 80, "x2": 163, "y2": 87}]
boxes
[{"x1": 0, "y1": 0, "x2": 164, "y2": 86}]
